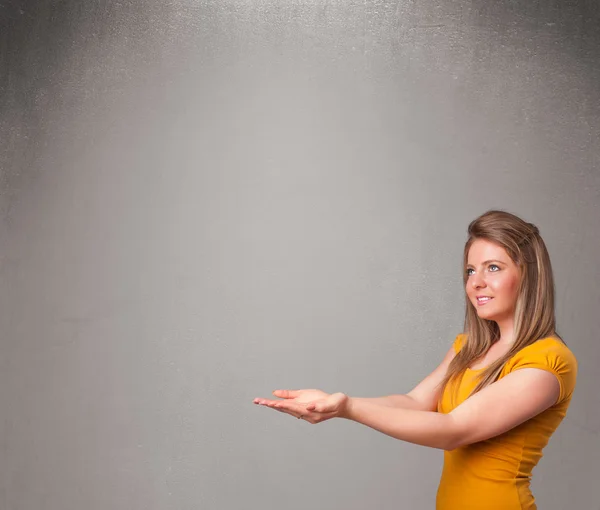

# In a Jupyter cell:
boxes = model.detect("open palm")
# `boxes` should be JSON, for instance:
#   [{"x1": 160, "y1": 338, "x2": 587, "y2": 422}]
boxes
[{"x1": 254, "y1": 388, "x2": 349, "y2": 423}]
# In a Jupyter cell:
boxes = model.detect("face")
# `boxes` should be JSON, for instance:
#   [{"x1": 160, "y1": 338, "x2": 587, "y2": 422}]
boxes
[{"x1": 465, "y1": 239, "x2": 521, "y2": 324}]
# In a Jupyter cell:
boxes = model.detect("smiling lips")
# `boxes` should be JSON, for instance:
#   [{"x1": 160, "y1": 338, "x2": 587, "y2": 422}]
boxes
[{"x1": 477, "y1": 296, "x2": 494, "y2": 305}]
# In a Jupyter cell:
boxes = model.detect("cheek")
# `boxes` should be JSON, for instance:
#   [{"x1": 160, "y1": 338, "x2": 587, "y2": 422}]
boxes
[{"x1": 494, "y1": 275, "x2": 520, "y2": 299}]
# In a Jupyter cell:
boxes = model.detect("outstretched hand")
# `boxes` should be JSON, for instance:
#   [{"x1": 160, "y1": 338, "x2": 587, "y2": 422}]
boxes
[{"x1": 253, "y1": 389, "x2": 350, "y2": 424}]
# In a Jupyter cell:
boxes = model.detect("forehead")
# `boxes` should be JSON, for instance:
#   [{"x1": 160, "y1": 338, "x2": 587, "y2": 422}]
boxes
[{"x1": 467, "y1": 239, "x2": 512, "y2": 264}]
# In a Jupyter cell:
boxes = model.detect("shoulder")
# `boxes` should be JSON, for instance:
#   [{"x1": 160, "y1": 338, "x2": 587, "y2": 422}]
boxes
[
  {"x1": 506, "y1": 337, "x2": 578, "y2": 403},
  {"x1": 509, "y1": 337, "x2": 577, "y2": 370}
]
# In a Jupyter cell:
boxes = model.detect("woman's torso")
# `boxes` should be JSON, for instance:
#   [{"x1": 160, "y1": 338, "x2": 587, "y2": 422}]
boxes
[{"x1": 436, "y1": 335, "x2": 577, "y2": 510}]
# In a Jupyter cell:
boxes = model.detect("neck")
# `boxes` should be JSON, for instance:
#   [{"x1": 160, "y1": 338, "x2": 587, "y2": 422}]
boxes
[{"x1": 495, "y1": 317, "x2": 515, "y2": 345}]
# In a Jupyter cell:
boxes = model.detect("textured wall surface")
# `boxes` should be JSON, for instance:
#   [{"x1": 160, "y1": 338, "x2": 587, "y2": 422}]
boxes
[{"x1": 1, "y1": 1, "x2": 599, "y2": 509}]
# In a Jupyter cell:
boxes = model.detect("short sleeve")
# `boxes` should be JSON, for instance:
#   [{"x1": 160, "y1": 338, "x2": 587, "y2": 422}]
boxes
[
  {"x1": 506, "y1": 338, "x2": 578, "y2": 403},
  {"x1": 453, "y1": 333, "x2": 466, "y2": 354}
]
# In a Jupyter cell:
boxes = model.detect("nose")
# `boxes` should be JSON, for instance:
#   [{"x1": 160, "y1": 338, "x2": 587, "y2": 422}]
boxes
[{"x1": 471, "y1": 272, "x2": 486, "y2": 289}]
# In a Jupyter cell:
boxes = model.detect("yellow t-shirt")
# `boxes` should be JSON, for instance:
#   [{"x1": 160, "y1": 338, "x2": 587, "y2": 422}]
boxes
[{"x1": 436, "y1": 334, "x2": 577, "y2": 510}]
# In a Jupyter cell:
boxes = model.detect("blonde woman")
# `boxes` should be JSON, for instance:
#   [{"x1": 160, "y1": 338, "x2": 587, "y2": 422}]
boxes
[{"x1": 254, "y1": 210, "x2": 577, "y2": 510}]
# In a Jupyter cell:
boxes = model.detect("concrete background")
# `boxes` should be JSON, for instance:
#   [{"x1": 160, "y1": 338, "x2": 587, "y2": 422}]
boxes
[{"x1": 1, "y1": 1, "x2": 599, "y2": 509}]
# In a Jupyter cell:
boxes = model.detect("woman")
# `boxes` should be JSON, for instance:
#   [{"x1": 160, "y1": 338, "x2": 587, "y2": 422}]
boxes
[{"x1": 253, "y1": 210, "x2": 577, "y2": 510}]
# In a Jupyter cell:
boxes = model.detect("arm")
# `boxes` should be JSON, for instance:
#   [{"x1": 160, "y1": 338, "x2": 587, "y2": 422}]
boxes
[
  {"x1": 343, "y1": 367, "x2": 560, "y2": 450},
  {"x1": 352, "y1": 394, "x2": 426, "y2": 411},
  {"x1": 255, "y1": 343, "x2": 458, "y2": 419},
  {"x1": 353, "y1": 344, "x2": 458, "y2": 412}
]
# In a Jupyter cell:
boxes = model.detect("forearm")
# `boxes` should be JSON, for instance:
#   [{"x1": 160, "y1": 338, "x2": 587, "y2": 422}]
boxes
[
  {"x1": 352, "y1": 394, "x2": 425, "y2": 411},
  {"x1": 342, "y1": 397, "x2": 460, "y2": 450}
]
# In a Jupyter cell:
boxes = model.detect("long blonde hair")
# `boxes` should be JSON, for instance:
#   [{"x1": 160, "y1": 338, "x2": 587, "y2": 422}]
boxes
[{"x1": 439, "y1": 210, "x2": 560, "y2": 400}]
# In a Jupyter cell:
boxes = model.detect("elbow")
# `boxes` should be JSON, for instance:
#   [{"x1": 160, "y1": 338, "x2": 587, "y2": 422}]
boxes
[
  {"x1": 443, "y1": 437, "x2": 464, "y2": 451},
  {"x1": 440, "y1": 436, "x2": 460, "y2": 451}
]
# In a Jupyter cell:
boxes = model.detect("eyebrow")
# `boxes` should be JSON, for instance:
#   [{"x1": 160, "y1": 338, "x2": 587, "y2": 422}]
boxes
[{"x1": 466, "y1": 259, "x2": 507, "y2": 268}]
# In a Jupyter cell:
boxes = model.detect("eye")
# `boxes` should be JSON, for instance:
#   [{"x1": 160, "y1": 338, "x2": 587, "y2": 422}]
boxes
[
  {"x1": 489, "y1": 264, "x2": 500, "y2": 272},
  {"x1": 466, "y1": 268, "x2": 475, "y2": 276}
]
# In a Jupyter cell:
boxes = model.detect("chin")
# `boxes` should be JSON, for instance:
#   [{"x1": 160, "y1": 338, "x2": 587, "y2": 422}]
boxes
[
  {"x1": 477, "y1": 309, "x2": 511, "y2": 323},
  {"x1": 475, "y1": 308, "x2": 497, "y2": 321},
  {"x1": 470, "y1": 301, "x2": 501, "y2": 322}
]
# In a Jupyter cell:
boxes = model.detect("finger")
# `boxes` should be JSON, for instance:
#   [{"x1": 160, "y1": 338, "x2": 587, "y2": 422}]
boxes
[
  {"x1": 255, "y1": 398, "x2": 290, "y2": 406},
  {"x1": 255, "y1": 399, "x2": 301, "y2": 413},
  {"x1": 271, "y1": 400, "x2": 308, "y2": 415},
  {"x1": 274, "y1": 407, "x2": 298, "y2": 417},
  {"x1": 260, "y1": 402, "x2": 304, "y2": 420},
  {"x1": 272, "y1": 389, "x2": 301, "y2": 399},
  {"x1": 259, "y1": 401, "x2": 336, "y2": 423}
]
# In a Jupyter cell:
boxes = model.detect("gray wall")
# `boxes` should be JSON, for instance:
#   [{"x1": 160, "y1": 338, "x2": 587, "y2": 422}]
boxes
[{"x1": 1, "y1": 1, "x2": 599, "y2": 509}]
